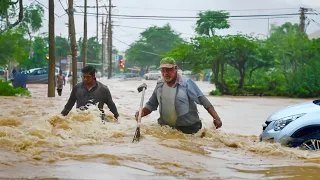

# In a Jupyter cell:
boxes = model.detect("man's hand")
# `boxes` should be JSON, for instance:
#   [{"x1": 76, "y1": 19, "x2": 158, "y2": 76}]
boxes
[
  {"x1": 213, "y1": 118, "x2": 222, "y2": 129},
  {"x1": 114, "y1": 115, "x2": 119, "y2": 122},
  {"x1": 61, "y1": 109, "x2": 69, "y2": 116},
  {"x1": 135, "y1": 111, "x2": 144, "y2": 122},
  {"x1": 134, "y1": 108, "x2": 151, "y2": 122}
]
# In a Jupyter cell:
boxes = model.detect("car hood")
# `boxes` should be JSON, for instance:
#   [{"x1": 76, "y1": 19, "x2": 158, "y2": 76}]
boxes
[{"x1": 267, "y1": 100, "x2": 320, "y2": 122}]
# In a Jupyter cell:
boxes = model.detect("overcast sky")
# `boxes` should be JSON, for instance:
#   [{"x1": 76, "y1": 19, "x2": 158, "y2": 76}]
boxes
[{"x1": 26, "y1": 0, "x2": 320, "y2": 52}]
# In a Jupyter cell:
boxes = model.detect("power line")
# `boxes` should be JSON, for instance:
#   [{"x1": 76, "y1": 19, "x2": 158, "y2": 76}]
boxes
[
  {"x1": 309, "y1": 18, "x2": 320, "y2": 27},
  {"x1": 58, "y1": 0, "x2": 67, "y2": 12},
  {"x1": 74, "y1": 5, "x2": 116, "y2": 8},
  {"x1": 112, "y1": 37, "x2": 161, "y2": 56},
  {"x1": 112, "y1": 6, "x2": 301, "y2": 12},
  {"x1": 74, "y1": 12, "x2": 303, "y2": 21},
  {"x1": 95, "y1": 12, "x2": 304, "y2": 19},
  {"x1": 74, "y1": 5, "x2": 300, "y2": 12},
  {"x1": 115, "y1": 27, "x2": 137, "y2": 36},
  {"x1": 74, "y1": 14, "x2": 296, "y2": 23},
  {"x1": 112, "y1": 13, "x2": 304, "y2": 19},
  {"x1": 114, "y1": 24, "x2": 194, "y2": 36},
  {"x1": 111, "y1": 16, "x2": 296, "y2": 22},
  {"x1": 69, "y1": 5, "x2": 320, "y2": 13},
  {"x1": 34, "y1": 0, "x2": 66, "y2": 17},
  {"x1": 73, "y1": 3, "x2": 84, "y2": 13},
  {"x1": 112, "y1": 36, "x2": 130, "y2": 46}
]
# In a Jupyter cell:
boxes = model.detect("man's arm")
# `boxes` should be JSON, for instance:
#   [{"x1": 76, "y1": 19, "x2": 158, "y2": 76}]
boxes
[
  {"x1": 104, "y1": 87, "x2": 119, "y2": 119},
  {"x1": 187, "y1": 79, "x2": 222, "y2": 128},
  {"x1": 144, "y1": 89, "x2": 158, "y2": 112},
  {"x1": 61, "y1": 86, "x2": 77, "y2": 116},
  {"x1": 207, "y1": 106, "x2": 222, "y2": 128}
]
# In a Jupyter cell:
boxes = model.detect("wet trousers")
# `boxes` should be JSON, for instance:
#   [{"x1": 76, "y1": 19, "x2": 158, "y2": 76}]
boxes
[{"x1": 57, "y1": 89, "x2": 62, "y2": 96}]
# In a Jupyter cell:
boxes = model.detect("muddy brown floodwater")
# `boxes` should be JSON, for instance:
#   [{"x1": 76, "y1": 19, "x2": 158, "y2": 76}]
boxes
[{"x1": 0, "y1": 78, "x2": 319, "y2": 180}]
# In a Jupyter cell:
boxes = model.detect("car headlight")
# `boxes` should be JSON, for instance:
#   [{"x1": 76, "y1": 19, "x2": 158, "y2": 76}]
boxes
[{"x1": 274, "y1": 113, "x2": 306, "y2": 131}]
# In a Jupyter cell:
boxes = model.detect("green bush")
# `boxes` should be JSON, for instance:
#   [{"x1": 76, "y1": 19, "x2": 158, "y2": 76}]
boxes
[
  {"x1": 243, "y1": 85, "x2": 268, "y2": 95},
  {"x1": 209, "y1": 89, "x2": 222, "y2": 96},
  {"x1": 0, "y1": 80, "x2": 31, "y2": 96},
  {"x1": 224, "y1": 79, "x2": 238, "y2": 95}
]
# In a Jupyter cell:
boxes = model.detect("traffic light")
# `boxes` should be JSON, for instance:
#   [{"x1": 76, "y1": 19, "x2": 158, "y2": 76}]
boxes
[{"x1": 119, "y1": 59, "x2": 124, "y2": 68}]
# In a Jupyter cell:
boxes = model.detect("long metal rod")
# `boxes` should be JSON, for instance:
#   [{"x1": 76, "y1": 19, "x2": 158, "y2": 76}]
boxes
[{"x1": 137, "y1": 88, "x2": 146, "y2": 127}]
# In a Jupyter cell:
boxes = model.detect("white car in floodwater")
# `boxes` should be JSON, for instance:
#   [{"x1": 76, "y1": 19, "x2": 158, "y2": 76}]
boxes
[
  {"x1": 260, "y1": 100, "x2": 320, "y2": 150},
  {"x1": 144, "y1": 71, "x2": 161, "y2": 80}
]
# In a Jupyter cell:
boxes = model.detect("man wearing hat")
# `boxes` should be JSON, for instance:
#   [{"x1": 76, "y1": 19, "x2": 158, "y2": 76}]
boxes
[
  {"x1": 61, "y1": 66, "x2": 119, "y2": 121},
  {"x1": 135, "y1": 57, "x2": 222, "y2": 134}
]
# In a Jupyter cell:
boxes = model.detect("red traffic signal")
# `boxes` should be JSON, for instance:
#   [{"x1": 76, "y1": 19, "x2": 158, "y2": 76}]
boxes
[{"x1": 119, "y1": 59, "x2": 124, "y2": 68}]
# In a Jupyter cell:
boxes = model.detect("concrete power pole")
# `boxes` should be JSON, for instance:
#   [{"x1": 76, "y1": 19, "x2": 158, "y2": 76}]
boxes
[
  {"x1": 300, "y1": 7, "x2": 307, "y2": 33},
  {"x1": 107, "y1": 0, "x2": 112, "y2": 79},
  {"x1": 48, "y1": 0, "x2": 56, "y2": 97},
  {"x1": 82, "y1": 0, "x2": 88, "y2": 68},
  {"x1": 68, "y1": 0, "x2": 78, "y2": 87},
  {"x1": 101, "y1": 17, "x2": 105, "y2": 77},
  {"x1": 96, "y1": 0, "x2": 99, "y2": 41}
]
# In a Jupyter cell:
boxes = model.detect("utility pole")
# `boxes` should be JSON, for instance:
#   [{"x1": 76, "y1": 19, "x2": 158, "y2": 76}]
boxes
[
  {"x1": 299, "y1": 7, "x2": 307, "y2": 33},
  {"x1": 48, "y1": 0, "x2": 55, "y2": 97},
  {"x1": 101, "y1": 17, "x2": 105, "y2": 77},
  {"x1": 96, "y1": 0, "x2": 99, "y2": 41},
  {"x1": 267, "y1": 18, "x2": 270, "y2": 38},
  {"x1": 66, "y1": 23, "x2": 72, "y2": 72},
  {"x1": 66, "y1": 23, "x2": 71, "y2": 53},
  {"x1": 107, "y1": 0, "x2": 112, "y2": 79},
  {"x1": 68, "y1": 0, "x2": 77, "y2": 87},
  {"x1": 60, "y1": 33, "x2": 62, "y2": 70},
  {"x1": 104, "y1": 15, "x2": 107, "y2": 76},
  {"x1": 82, "y1": 0, "x2": 88, "y2": 68},
  {"x1": 96, "y1": 0, "x2": 99, "y2": 70}
]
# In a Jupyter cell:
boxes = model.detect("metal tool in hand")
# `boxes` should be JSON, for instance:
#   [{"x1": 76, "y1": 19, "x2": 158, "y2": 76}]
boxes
[
  {"x1": 100, "y1": 109, "x2": 106, "y2": 124},
  {"x1": 100, "y1": 110, "x2": 118, "y2": 124},
  {"x1": 132, "y1": 83, "x2": 147, "y2": 142}
]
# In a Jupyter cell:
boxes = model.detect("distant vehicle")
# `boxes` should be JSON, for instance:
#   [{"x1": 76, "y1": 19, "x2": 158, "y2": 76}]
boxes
[
  {"x1": 55, "y1": 67, "x2": 60, "y2": 75},
  {"x1": 111, "y1": 73, "x2": 141, "y2": 80},
  {"x1": 111, "y1": 74, "x2": 126, "y2": 79},
  {"x1": 144, "y1": 71, "x2": 161, "y2": 80},
  {"x1": 26, "y1": 67, "x2": 59, "y2": 75},
  {"x1": 26, "y1": 68, "x2": 49, "y2": 84},
  {"x1": 0, "y1": 69, "x2": 4, "y2": 80},
  {"x1": 0, "y1": 69, "x2": 5, "y2": 76},
  {"x1": 62, "y1": 70, "x2": 69, "y2": 77},
  {"x1": 260, "y1": 100, "x2": 320, "y2": 150}
]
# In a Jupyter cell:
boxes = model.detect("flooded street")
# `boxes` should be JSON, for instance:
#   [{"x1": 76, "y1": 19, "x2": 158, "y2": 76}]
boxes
[{"x1": 1, "y1": 78, "x2": 320, "y2": 179}]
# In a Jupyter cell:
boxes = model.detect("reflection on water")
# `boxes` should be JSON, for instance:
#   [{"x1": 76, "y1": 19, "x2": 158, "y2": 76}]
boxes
[{"x1": 0, "y1": 79, "x2": 320, "y2": 179}]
